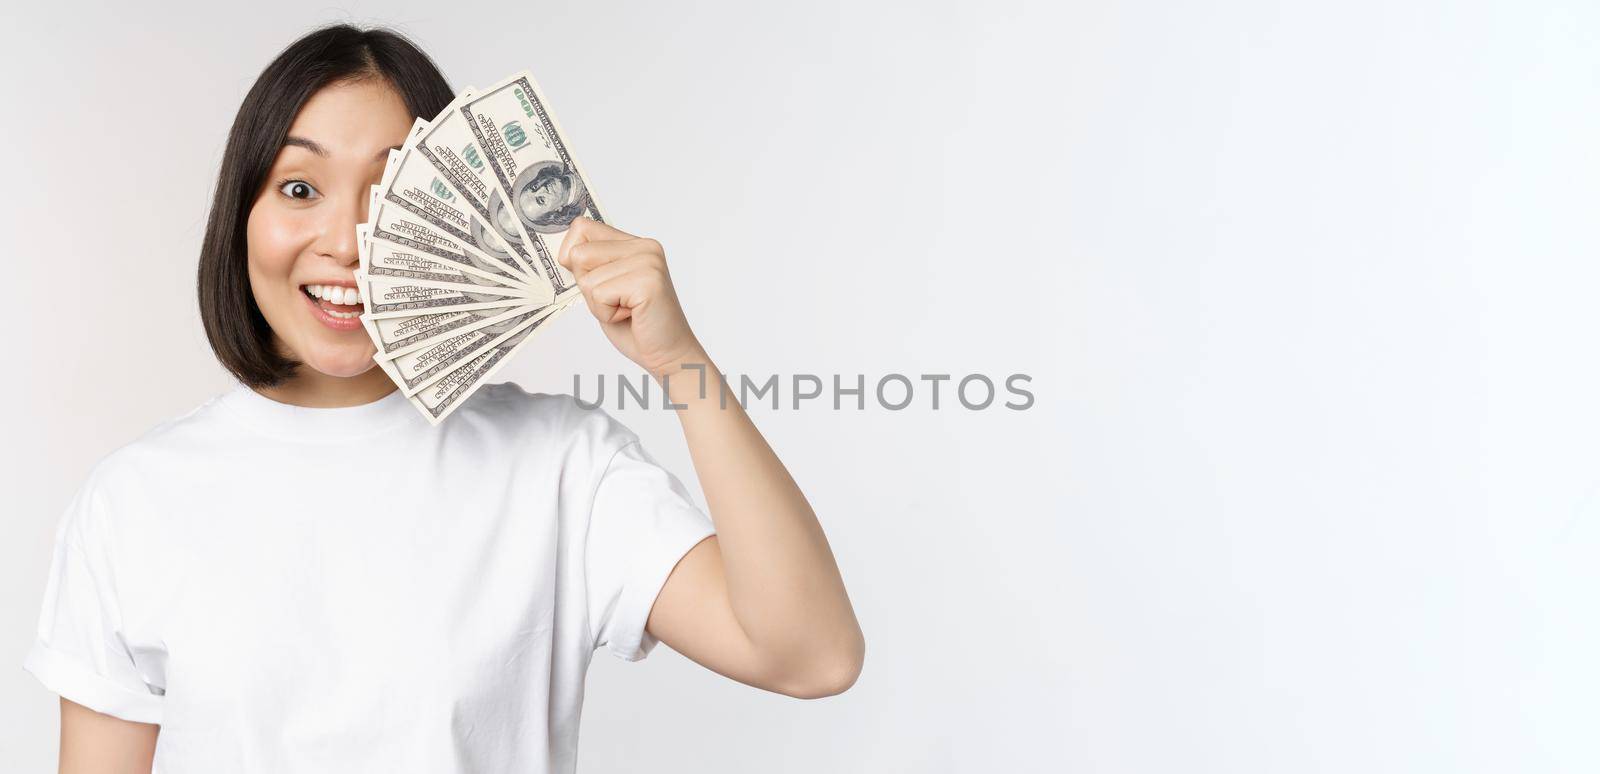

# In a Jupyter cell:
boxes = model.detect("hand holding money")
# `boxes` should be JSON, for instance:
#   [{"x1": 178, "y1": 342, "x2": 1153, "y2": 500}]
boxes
[{"x1": 557, "y1": 217, "x2": 706, "y2": 380}]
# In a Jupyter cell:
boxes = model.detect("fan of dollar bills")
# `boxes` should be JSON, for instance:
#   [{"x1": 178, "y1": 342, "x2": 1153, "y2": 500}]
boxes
[{"x1": 355, "y1": 70, "x2": 597, "y2": 424}]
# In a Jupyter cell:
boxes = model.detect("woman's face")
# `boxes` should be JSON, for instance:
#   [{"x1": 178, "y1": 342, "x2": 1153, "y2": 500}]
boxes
[{"x1": 246, "y1": 78, "x2": 411, "y2": 379}]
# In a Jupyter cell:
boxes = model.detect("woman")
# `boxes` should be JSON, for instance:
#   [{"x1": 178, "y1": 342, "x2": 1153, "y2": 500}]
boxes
[{"x1": 22, "y1": 24, "x2": 863, "y2": 773}]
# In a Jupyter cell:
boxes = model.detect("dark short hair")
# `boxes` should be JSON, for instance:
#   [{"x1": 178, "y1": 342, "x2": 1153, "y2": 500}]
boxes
[{"x1": 197, "y1": 24, "x2": 453, "y2": 387}]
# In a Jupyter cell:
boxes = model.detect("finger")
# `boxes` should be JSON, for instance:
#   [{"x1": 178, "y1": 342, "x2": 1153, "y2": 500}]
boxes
[
  {"x1": 556, "y1": 216, "x2": 635, "y2": 273},
  {"x1": 565, "y1": 237, "x2": 663, "y2": 281},
  {"x1": 555, "y1": 220, "x2": 590, "y2": 276},
  {"x1": 591, "y1": 272, "x2": 647, "y2": 325},
  {"x1": 588, "y1": 256, "x2": 669, "y2": 326},
  {"x1": 572, "y1": 216, "x2": 637, "y2": 241},
  {"x1": 577, "y1": 254, "x2": 657, "y2": 323}
]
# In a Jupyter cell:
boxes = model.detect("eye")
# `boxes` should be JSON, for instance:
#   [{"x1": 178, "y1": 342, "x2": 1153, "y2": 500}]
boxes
[{"x1": 278, "y1": 179, "x2": 320, "y2": 200}]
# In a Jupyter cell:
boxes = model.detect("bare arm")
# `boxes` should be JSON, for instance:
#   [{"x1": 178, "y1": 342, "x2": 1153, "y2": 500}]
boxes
[
  {"x1": 645, "y1": 354, "x2": 865, "y2": 699},
  {"x1": 556, "y1": 217, "x2": 865, "y2": 699},
  {"x1": 59, "y1": 697, "x2": 158, "y2": 774}
]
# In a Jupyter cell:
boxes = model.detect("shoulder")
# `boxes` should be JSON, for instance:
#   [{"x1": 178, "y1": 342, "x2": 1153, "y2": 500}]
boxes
[
  {"x1": 52, "y1": 391, "x2": 235, "y2": 540},
  {"x1": 459, "y1": 381, "x2": 643, "y2": 455},
  {"x1": 82, "y1": 392, "x2": 236, "y2": 496}
]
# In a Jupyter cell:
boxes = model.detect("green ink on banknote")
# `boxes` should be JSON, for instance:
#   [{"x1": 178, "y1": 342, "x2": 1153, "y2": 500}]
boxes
[{"x1": 502, "y1": 122, "x2": 526, "y2": 148}]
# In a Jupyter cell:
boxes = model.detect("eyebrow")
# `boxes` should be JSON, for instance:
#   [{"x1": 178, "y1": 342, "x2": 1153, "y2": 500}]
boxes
[
  {"x1": 283, "y1": 136, "x2": 328, "y2": 157},
  {"x1": 282, "y1": 136, "x2": 404, "y2": 161}
]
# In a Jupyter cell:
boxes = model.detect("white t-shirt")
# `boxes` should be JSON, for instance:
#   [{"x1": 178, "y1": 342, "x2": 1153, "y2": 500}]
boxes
[{"x1": 22, "y1": 382, "x2": 717, "y2": 773}]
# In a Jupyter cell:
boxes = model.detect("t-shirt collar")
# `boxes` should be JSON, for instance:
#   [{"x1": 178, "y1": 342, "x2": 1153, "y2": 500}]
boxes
[{"x1": 213, "y1": 382, "x2": 419, "y2": 441}]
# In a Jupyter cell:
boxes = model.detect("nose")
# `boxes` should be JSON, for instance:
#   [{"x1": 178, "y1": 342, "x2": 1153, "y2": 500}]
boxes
[{"x1": 315, "y1": 190, "x2": 363, "y2": 267}]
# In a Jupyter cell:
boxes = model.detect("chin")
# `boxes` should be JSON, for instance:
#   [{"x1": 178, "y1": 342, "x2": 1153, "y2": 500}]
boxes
[{"x1": 299, "y1": 347, "x2": 379, "y2": 379}]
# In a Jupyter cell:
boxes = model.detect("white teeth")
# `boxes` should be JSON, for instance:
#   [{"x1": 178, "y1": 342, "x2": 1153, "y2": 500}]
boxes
[
  {"x1": 303, "y1": 284, "x2": 361, "y2": 306},
  {"x1": 325, "y1": 308, "x2": 361, "y2": 319}
]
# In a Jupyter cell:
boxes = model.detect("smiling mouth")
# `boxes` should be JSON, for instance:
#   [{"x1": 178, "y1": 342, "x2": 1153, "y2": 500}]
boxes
[{"x1": 302, "y1": 284, "x2": 364, "y2": 319}]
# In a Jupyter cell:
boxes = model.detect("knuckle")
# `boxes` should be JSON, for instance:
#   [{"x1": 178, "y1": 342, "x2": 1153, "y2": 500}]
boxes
[{"x1": 635, "y1": 251, "x2": 664, "y2": 271}]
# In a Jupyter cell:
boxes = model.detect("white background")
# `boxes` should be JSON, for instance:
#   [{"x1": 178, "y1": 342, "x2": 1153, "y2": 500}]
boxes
[{"x1": 3, "y1": 0, "x2": 1596, "y2": 771}]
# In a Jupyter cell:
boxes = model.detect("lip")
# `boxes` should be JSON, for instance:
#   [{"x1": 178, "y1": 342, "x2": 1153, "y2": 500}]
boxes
[{"x1": 300, "y1": 282, "x2": 364, "y2": 332}]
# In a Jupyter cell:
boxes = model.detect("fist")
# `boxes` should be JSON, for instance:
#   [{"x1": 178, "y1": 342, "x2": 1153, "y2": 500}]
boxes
[{"x1": 556, "y1": 217, "x2": 704, "y2": 378}]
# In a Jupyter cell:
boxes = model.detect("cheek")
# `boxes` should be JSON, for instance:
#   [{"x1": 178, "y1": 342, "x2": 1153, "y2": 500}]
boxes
[
  {"x1": 240, "y1": 199, "x2": 375, "y2": 377},
  {"x1": 246, "y1": 200, "x2": 310, "y2": 283},
  {"x1": 244, "y1": 199, "x2": 319, "y2": 359}
]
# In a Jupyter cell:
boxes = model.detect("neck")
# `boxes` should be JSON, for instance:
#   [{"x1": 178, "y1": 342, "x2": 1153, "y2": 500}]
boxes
[{"x1": 254, "y1": 364, "x2": 398, "y2": 408}]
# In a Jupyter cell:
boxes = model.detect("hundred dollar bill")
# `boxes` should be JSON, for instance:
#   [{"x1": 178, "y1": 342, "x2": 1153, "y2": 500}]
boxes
[
  {"x1": 378, "y1": 128, "x2": 553, "y2": 304},
  {"x1": 412, "y1": 88, "x2": 557, "y2": 297},
  {"x1": 458, "y1": 71, "x2": 603, "y2": 297},
  {"x1": 389, "y1": 302, "x2": 573, "y2": 425},
  {"x1": 359, "y1": 303, "x2": 524, "y2": 361},
  {"x1": 364, "y1": 302, "x2": 536, "y2": 363},
  {"x1": 358, "y1": 272, "x2": 528, "y2": 319},
  {"x1": 359, "y1": 268, "x2": 531, "y2": 300},
  {"x1": 356, "y1": 222, "x2": 531, "y2": 292},
  {"x1": 385, "y1": 302, "x2": 561, "y2": 396},
  {"x1": 367, "y1": 193, "x2": 528, "y2": 290}
]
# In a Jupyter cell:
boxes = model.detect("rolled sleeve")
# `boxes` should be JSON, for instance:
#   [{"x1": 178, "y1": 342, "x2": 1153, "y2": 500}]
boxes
[
  {"x1": 23, "y1": 639, "x2": 163, "y2": 724},
  {"x1": 22, "y1": 482, "x2": 163, "y2": 725},
  {"x1": 585, "y1": 440, "x2": 717, "y2": 662}
]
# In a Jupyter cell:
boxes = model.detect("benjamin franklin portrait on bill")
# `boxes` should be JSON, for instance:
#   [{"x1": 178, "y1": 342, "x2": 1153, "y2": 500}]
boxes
[{"x1": 511, "y1": 159, "x2": 590, "y2": 234}]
